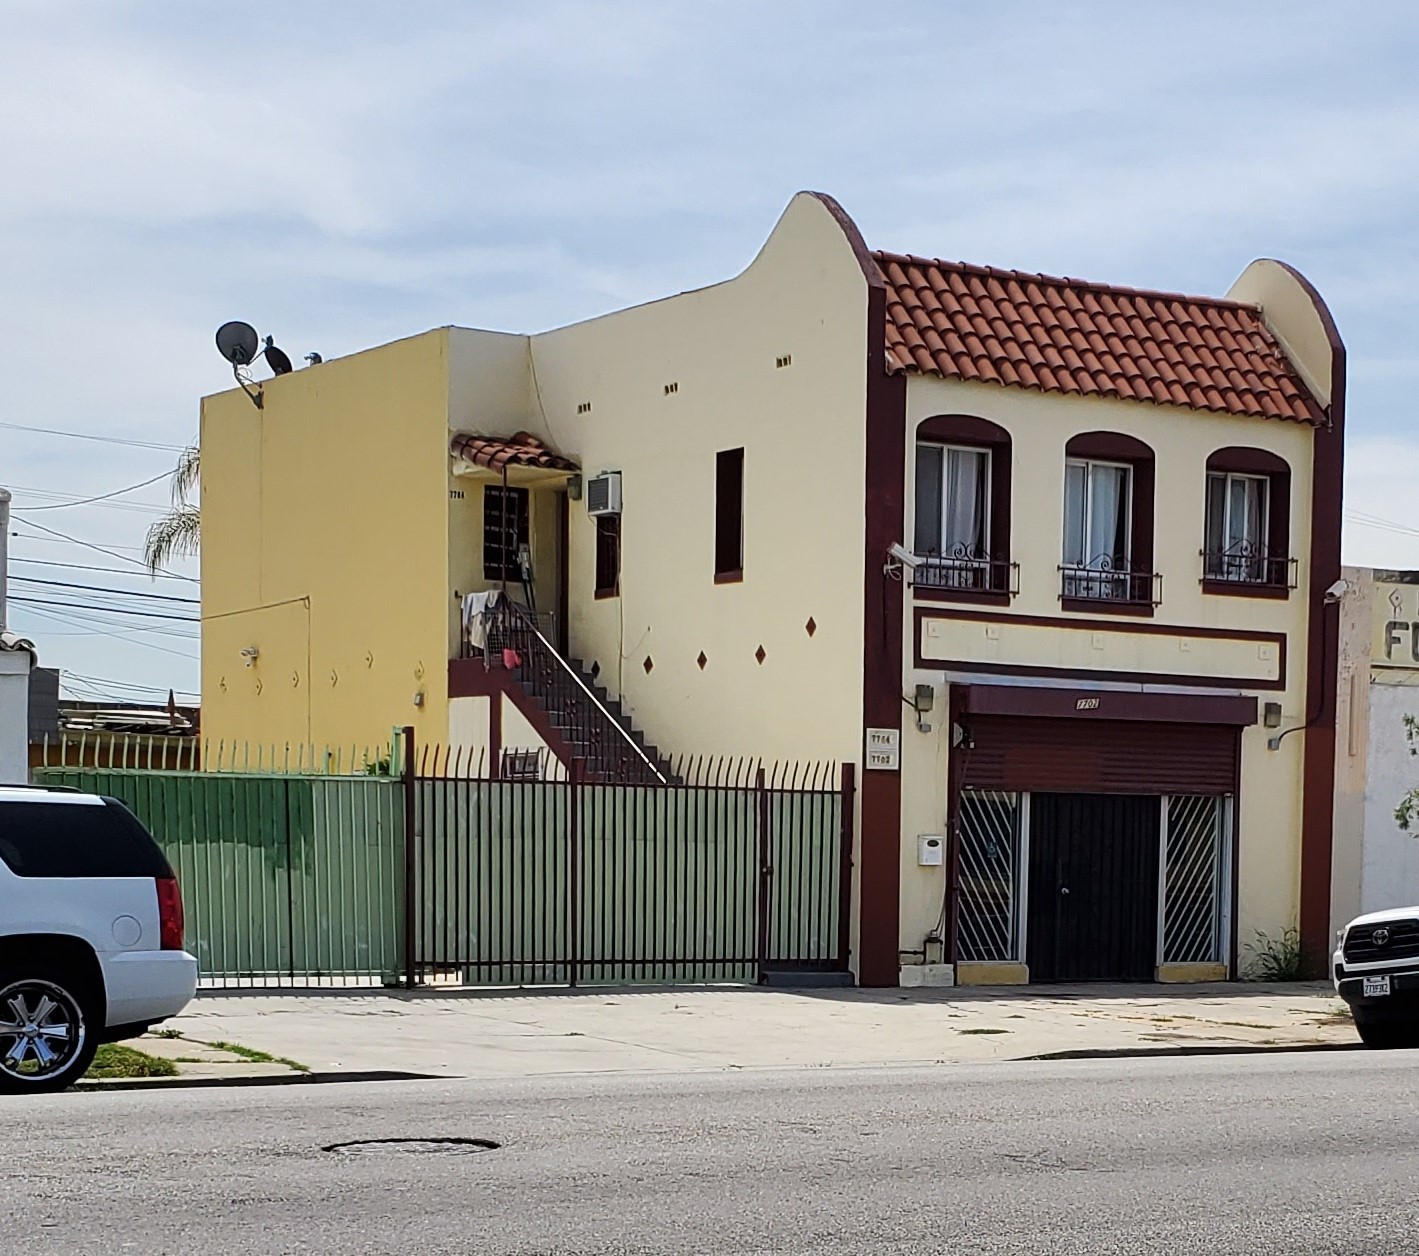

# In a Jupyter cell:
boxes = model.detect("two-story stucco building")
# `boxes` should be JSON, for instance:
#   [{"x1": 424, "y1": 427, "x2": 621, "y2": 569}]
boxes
[{"x1": 201, "y1": 191, "x2": 1344, "y2": 986}]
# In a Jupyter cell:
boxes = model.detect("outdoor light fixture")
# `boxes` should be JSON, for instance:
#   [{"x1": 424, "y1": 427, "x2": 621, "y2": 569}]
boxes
[
  {"x1": 239, "y1": 646, "x2": 260, "y2": 668},
  {"x1": 911, "y1": 683, "x2": 935, "y2": 733}
]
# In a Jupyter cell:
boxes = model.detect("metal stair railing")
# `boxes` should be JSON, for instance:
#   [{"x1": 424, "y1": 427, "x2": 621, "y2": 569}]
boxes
[{"x1": 487, "y1": 600, "x2": 667, "y2": 785}]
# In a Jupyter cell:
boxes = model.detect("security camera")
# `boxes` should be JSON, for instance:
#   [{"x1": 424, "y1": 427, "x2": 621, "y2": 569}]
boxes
[
  {"x1": 887, "y1": 542, "x2": 922, "y2": 570},
  {"x1": 1323, "y1": 579, "x2": 1350, "y2": 604}
]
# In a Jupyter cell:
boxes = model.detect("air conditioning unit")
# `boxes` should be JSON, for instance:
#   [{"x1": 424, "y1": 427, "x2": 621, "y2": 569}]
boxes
[{"x1": 586, "y1": 471, "x2": 622, "y2": 517}]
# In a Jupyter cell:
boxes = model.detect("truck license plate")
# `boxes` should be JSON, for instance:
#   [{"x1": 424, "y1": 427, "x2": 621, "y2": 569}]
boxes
[{"x1": 1363, "y1": 975, "x2": 1392, "y2": 998}]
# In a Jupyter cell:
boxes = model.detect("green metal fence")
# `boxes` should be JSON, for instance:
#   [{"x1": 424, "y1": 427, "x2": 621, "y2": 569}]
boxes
[
  {"x1": 31, "y1": 764, "x2": 405, "y2": 986},
  {"x1": 32, "y1": 737, "x2": 853, "y2": 990},
  {"x1": 413, "y1": 758, "x2": 851, "y2": 987}
]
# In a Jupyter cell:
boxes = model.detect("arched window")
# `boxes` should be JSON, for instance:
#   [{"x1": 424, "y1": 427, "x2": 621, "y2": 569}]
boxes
[
  {"x1": 913, "y1": 415, "x2": 1013, "y2": 600},
  {"x1": 1061, "y1": 431, "x2": 1157, "y2": 611},
  {"x1": 1203, "y1": 447, "x2": 1293, "y2": 594}
]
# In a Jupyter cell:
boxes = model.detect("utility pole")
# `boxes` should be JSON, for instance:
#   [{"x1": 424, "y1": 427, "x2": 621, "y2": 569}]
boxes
[{"x1": 0, "y1": 486, "x2": 10, "y2": 634}]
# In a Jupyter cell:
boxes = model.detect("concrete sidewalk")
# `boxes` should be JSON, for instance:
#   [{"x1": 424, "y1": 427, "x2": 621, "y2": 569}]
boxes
[{"x1": 167, "y1": 982, "x2": 1357, "y2": 1080}]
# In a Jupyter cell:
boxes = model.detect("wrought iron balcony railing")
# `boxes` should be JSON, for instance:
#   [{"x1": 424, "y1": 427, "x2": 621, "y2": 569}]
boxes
[
  {"x1": 912, "y1": 548, "x2": 1018, "y2": 597},
  {"x1": 1200, "y1": 549, "x2": 1297, "y2": 589},
  {"x1": 1059, "y1": 562, "x2": 1161, "y2": 607}
]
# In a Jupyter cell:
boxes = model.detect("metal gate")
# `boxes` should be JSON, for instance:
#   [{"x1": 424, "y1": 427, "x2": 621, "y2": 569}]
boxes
[
  {"x1": 411, "y1": 755, "x2": 853, "y2": 986},
  {"x1": 955, "y1": 789, "x2": 1233, "y2": 979}
]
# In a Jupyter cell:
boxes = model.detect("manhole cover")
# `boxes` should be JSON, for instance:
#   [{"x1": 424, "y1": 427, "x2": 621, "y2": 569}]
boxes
[{"x1": 323, "y1": 1138, "x2": 500, "y2": 1156}]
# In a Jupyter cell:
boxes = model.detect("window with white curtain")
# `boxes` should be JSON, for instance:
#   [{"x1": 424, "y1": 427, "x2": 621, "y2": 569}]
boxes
[
  {"x1": 1205, "y1": 472, "x2": 1269, "y2": 582},
  {"x1": 915, "y1": 444, "x2": 991, "y2": 588},
  {"x1": 1062, "y1": 459, "x2": 1132, "y2": 597}
]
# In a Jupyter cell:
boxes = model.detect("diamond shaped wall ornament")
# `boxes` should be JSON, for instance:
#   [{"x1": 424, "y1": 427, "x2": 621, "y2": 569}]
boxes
[
  {"x1": 697, "y1": 651, "x2": 708, "y2": 671},
  {"x1": 643, "y1": 656, "x2": 654, "y2": 674},
  {"x1": 755, "y1": 645, "x2": 767, "y2": 665},
  {"x1": 589, "y1": 661, "x2": 600, "y2": 680},
  {"x1": 805, "y1": 617, "x2": 817, "y2": 638}
]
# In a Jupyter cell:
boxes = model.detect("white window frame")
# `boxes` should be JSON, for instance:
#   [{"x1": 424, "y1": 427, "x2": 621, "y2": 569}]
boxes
[
  {"x1": 915, "y1": 443, "x2": 993, "y2": 561},
  {"x1": 1063, "y1": 457, "x2": 1134, "y2": 571},
  {"x1": 1205, "y1": 471, "x2": 1270, "y2": 582}
]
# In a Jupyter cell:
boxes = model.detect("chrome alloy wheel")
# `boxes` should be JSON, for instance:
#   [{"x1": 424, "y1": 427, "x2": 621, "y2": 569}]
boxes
[{"x1": 0, "y1": 980, "x2": 85, "y2": 1084}]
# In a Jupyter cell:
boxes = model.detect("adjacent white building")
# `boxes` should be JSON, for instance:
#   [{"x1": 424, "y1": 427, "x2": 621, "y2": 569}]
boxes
[{"x1": 1333, "y1": 568, "x2": 1419, "y2": 928}]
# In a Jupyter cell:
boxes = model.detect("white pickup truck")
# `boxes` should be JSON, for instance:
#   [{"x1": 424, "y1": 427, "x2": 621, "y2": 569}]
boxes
[
  {"x1": 0, "y1": 786, "x2": 198, "y2": 1091},
  {"x1": 1333, "y1": 907, "x2": 1419, "y2": 1049}
]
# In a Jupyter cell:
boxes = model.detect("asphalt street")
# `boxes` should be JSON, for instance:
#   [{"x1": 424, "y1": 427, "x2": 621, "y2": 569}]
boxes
[{"x1": 5, "y1": 1051, "x2": 1418, "y2": 1254}]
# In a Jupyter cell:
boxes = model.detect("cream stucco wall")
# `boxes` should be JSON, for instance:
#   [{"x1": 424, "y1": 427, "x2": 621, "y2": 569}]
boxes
[
  {"x1": 896, "y1": 374, "x2": 1317, "y2": 957},
  {"x1": 512, "y1": 192, "x2": 871, "y2": 764},
  {"x1": 202, "y1": 329, "x2": 455, "y2": 751}
]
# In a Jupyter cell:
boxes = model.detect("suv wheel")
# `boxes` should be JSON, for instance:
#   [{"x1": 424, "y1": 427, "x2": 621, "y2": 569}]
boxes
[
  {"x1": 1354, "y1": 1010, "x2": 1419, "y2": 1051},
  {"x1": 0, "y1": 969, "x2": 99, "y2": 1093}
]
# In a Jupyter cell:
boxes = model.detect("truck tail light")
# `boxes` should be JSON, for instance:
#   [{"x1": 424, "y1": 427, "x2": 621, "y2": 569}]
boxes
[{"x1": 156, "y1": 876, "x2": 185, "y2": 951}]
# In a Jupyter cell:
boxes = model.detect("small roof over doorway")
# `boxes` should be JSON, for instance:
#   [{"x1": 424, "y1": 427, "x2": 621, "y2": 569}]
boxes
[{"x1": 449, "y1": 431, "x2": 578, "y2": 487}]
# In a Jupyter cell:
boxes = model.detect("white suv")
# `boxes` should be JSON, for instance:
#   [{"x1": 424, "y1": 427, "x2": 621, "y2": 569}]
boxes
[
  {"x1": 0, "y1": 786, "x2": 198, "y2": 1091},
  {"x1": 1333, "y1": 906, "x2": 1419, "y2": 1049}
]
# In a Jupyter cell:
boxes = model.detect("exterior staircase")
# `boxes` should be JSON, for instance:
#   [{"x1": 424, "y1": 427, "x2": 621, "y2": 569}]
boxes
[{"x1": 486, "y1": 601, "x2": 674, "y2": 784}]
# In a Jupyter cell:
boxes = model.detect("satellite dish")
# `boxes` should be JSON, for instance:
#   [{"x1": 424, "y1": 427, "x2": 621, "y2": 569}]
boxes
[{"x1": 215, "y1": 321, "x2": 260, "y2": 367}]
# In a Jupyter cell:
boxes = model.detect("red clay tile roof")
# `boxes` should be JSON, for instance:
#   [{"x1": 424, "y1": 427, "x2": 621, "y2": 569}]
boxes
[
  {"x1": 450, "y1": 431, "x2": 577, "y2": 473},
  {"x1": 873, "y1": 252, "x2": 1324, "y2": 424}
]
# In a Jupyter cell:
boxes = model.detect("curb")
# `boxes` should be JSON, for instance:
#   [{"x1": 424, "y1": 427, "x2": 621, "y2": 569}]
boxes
[
  {"x1": 1024, "y1": 1041, "x2": 1363, "y2": 1062},
  {"x1": 73, "y1": 1069, "x2": 440, "y2": 1093}
]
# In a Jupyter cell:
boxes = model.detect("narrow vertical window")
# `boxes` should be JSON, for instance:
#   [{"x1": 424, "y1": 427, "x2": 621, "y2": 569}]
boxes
[
  {"x1": 594, "y1": 515, "x2": 621, "y2": 598},
  {"x1": 715, "y1": 448, "x2": 744, "y2": 582}
]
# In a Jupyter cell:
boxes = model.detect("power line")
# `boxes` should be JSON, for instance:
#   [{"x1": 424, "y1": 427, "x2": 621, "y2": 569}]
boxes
[
  {"x1": 0, "y1": 420, "x2": 187, "y2": 452},
  {"x1": 10, "y1": 604, "x2": 199, "y2": 660},
  {"x1": 10, "y1": 557, "x2": 196, "y2": 583},
  {"x1": 11, "y1": 518, "x2": 200, "y2": 582},
  {"x1": 7, "y1": 599, "x2": 200, "y2": 640},
  {"x1": 10, "y1": 596, "x2": 199, "y2": 624},
  {"x1": 64, "y1": 671, "x2": 200, "y2": 699},
  {"x1": 1346, "y1": 510, "x2": 1419, "y2": 541},
  {"x1": 11, "y1": 575, "x2": 201, "y2": 605},
  {"x1": 11, "y1": 469, "x2": 176, "y2": 513}
]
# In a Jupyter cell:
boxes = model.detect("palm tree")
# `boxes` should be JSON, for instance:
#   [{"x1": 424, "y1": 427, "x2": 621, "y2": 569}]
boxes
[{"x1": 143, "y1": 445, "x2": 200, "y2": 573}]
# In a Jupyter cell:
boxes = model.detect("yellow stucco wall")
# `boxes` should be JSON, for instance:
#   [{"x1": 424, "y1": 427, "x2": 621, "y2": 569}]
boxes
[
  {"x1": 201, "y1": 329, "x2": 455, "y2": 751},
  {"x1": 896, "y1": 375, "x2": 1317, "y2": 957},
  {"x1": 514, "y1": 192, "x2": 871, "y2": 764}
]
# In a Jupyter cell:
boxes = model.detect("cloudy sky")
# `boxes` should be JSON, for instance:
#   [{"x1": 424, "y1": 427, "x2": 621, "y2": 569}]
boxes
[{"x1": 3, "y1": 0, "x2": 1418, "y2": 704}]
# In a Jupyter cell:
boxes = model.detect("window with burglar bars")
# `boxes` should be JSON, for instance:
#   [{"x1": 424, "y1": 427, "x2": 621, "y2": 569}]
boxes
[
  {"x1": 483, "y1": 485, "x2": 530, "y2": 581},
  {"x1": 956, "y1": 790, "x2": 1022, "y2": 961},
  {"x1": 1162, "y1": 795, "x2": 1230, "y2": 965}
]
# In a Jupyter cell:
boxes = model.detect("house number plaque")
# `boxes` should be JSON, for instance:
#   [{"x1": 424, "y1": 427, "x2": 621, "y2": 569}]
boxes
[{"x1": 865, "y1": 727, "x2": 900, "y2": 771}]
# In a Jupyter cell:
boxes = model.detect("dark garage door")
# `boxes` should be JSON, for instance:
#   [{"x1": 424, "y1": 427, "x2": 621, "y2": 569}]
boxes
[{"x1": 1027, "y1": 793, "x2": 1160, "y2": 982}]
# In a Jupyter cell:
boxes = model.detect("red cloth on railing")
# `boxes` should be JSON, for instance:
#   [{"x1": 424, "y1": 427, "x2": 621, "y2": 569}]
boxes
[{"x1": 502, "y1": 648, "x2": 522, "y2": 670}]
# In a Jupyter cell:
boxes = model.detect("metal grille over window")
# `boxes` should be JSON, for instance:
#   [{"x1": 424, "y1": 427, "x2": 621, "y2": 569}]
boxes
[
  {"x1": 483, "y1": 485, "x2": 529, "y2": 582},
  {"x1": 1162, "y1": 795, "x2": 1230, "y2": 965},
  {"x1": 956, "y1": 790, "x2": 1022, "y2": 961}
]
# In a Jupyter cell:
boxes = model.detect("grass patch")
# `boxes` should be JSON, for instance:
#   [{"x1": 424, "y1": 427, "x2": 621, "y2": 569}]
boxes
[
  {"x1": 86, "y1": 1044, "x2": 178, "y2": 1080},
  {"x1": 208, "y1": 1040, "x2": 310, "y2": 1073},
  {"x1": 959, "y1": 1027, "x2": 1010, "y2": 1035},
  {"x1": 152, "y1": 1028, "x2": 183, "y2": 1040}
]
